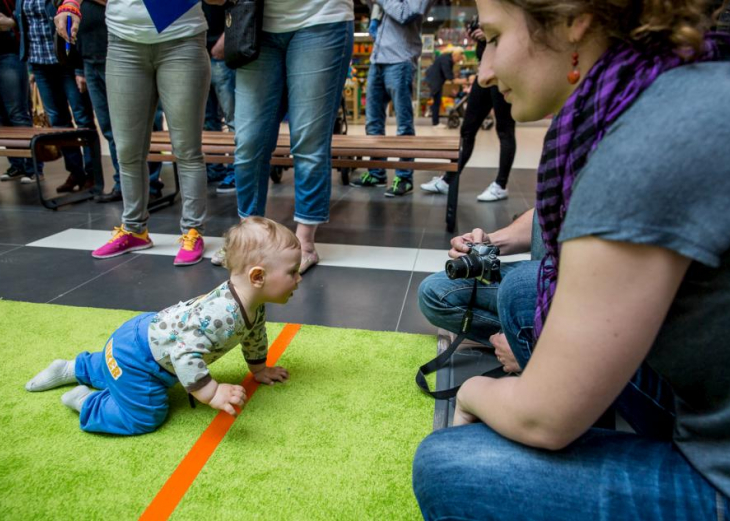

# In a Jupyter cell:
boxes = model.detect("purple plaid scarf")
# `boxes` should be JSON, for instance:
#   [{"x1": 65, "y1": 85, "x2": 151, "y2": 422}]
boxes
[{"x1": 533, "y1": 35, "x2": 730, "y2": 339}]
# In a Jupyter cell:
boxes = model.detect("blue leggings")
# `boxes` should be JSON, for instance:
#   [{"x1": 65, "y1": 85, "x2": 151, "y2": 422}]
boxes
[{"x1": 74, "y1": 313, "x2": 178, "y2": 435}]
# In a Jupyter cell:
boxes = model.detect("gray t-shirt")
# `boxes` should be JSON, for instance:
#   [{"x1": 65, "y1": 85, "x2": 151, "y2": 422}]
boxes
[{"x1": 560, "y1": 62, "x2": 730, "y2": 497}]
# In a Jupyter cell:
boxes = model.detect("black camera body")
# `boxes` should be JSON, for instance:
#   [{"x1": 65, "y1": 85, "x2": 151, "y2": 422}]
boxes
[{"x1": 445, "y1": 242, "x2": 502, "y2": 284}]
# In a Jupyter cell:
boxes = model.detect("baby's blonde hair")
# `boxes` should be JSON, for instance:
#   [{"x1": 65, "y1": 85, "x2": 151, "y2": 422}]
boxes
[{"x1": 223, "y1": 217, "x2": 300, "y2": 274}]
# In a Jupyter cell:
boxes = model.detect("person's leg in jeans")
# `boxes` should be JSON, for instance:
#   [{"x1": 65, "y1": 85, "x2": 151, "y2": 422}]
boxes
[
  {"x1": 210, "y1": 58, "x2": 236, "y2": 187},
  {"x1": 362, "y1": 63, "x2": 388, "y2": 184},
  {"x1": 413, "y1": 423, "x2": 728, "y2": 520},
  {"x1": 431, "y1": 88, "x2": 442, "y2": 126},
  {"x1": 148, "y1": 106, "x2": 165, "y2": 197},
  {"x1": 0, "y1": 53, "x2": 36, "y2": 177},
  {"x1": 62, "y1": 67, "x2": 97, "y2": 184},
  {"x1": 285, "y1": 21, "x2": 353, "y2": 264},
  {"x1": 30, "y1": 64, "x2": 86, "y2": 186},
  {"x1": 384, "y1": 61, "x2": 415, "y2": 183},
  {"x1": 83, "y1": 60, "x2": 121, "y2": 194},
  {"x1": 155, "y1": 33, "x2": 210, "y2": 235},
  {"x1": 418, "y1": 261, "x2": 529, "y2": 345},
  {"x1": 496, "y1": 260, "x2": 539, "y2": 369},
  {"x1": 211, "y1": 58, "x2": 235, "y2": 129},
  {"x1": 491, "y1": 86, "x2": 516, "y2": 189},
  {"x1": 203, "y1": 86, "x2": 228, "y2": 183},
  {"x1": 233, "y1": 32, "x2": 289, "y2": 219},
  {"x1": 106, "y1": 35, "x2": 160, "y2": 234}
]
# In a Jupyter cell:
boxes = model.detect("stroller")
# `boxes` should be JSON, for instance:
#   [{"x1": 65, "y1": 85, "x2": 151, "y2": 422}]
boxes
[
  {"x1": 268, "y1": 95, "x2": 352, "y2": 185},
  {"x1": 447, "y1": 92, "x2": 495, "y2": 131}
]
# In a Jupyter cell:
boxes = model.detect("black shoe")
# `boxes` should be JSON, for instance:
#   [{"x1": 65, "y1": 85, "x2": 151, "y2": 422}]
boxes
[
  {"x1": 95, "y1": 188, "x2": 123, "y2": 203},
  {"x1": 1, "y1": 166, "x2": 25, "y2": 181},
  {"x1": 216, "y1": 179, "x2": 236, "y2": 194},
  {"x1": 385, "y1": 177, "x2": 413, "y2": 197},
  {"x1": 350, "y1": 172, "x2": 387, "y2": 187}
]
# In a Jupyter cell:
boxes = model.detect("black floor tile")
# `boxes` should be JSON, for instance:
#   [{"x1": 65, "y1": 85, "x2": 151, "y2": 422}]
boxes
[
  {"x1": 0, "y1": 208, "x2": 108, "y2": 244},
  {"x1": 0, "y1": 247, "x2": 133, "y2": 303},
  {"x1": 397, "y1": 271, "x2": 438, "y2": 335},
  {"x1": 0, "y1": 244, "x2": 23, "y2": 256},
  {"x1": 52, "y1": 253, "x2": 229, "y2": 312},
  {"x1": 266, "y1": 266, "x2": 412, "y2": 331}
]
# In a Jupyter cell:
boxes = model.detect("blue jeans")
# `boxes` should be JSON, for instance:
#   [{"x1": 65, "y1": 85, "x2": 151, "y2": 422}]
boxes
[
  {"x1": 365, "y1": 61, "x2": 415, "y2": 181},
  {"x1": 205, "y1": 58, "x2": 235, "y2": 183},
  {"x1": 418, "y1": 261, "x2": 539, "y2": 368},
  {"x1": 413, "y1": 423, "x2": 729, "y2": 520},
  {"x1": 419, "y1": 262, "x2": 676, "y2": 436},
  {"x1": 30, "y1": 63, "x2": 96, "y2": 179},
  {"x1": 233, "y1": 21, "x2": 353, "y2": 224},
  {"x1": 0, "y1": 53, "x2": 37, "y2": 174}
]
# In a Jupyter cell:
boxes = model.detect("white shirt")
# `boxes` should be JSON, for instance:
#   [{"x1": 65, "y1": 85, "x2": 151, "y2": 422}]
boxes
[
  {"x1": 106, "y1": 0, "x2": 207, "y2": 44},
  {"x1": 263, "y1": 0, "x2": 354, "y2": 33}
]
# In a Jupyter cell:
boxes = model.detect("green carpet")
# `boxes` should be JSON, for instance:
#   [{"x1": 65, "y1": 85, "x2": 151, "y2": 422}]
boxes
[{"x1": 0, "y1": 300, "x2": 435, "y2": 520}]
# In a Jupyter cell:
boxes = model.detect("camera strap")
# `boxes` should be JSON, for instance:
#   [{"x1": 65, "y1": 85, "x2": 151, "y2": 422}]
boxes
[{"x1": 416, "y1": 279, "x2": 507, "y2": 400}]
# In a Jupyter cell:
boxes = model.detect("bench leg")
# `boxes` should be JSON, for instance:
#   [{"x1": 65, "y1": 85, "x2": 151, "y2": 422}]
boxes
[
  {"x1": 148, "y1": 162, "x2": 180, "y2": 213},
  {"x1": 445, "y1": 171, "x2": 459, "y2": 233},
  {"x1": 31, "y1": 130, "x2": 101, "y2": 210}
]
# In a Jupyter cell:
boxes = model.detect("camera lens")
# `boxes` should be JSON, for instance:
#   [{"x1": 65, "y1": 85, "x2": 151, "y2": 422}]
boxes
[{"x1": 445, "y1": 254, "x2": 482, "y2": 280}]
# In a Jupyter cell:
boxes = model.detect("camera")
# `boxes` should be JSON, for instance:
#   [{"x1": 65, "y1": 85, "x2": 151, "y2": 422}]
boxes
[
  {"x1": 445, "y1": 242, "x2": 502, "y2": 284},
  {"x1": 466, "y1": 15, "x2": 480, "y2": 34}
]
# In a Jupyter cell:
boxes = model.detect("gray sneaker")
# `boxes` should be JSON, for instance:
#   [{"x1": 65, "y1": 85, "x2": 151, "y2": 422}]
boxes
[{"x1": 211, "y1": 247, "x2": 226, "y2": 266}]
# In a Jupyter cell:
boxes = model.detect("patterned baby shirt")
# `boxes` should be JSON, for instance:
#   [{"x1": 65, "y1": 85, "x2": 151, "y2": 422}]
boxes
[{"x1": 147, "y1": 280, "x2": 268, "y2": 392}]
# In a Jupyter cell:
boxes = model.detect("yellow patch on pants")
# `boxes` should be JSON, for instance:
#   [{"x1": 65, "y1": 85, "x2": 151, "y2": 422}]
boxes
[{"x1": 105, "y1": 339, "x2": 123, "y2": 380}]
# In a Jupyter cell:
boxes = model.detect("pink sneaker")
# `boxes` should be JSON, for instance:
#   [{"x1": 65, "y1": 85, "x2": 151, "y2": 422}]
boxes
[
  {"x1": 174, "y1": 228, "x2": 205, "y2": 266},
  {"x1": 92, "y1": 226, "x2": 153, "y2": 259}
]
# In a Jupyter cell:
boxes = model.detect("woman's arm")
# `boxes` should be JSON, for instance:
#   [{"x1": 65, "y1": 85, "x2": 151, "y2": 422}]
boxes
[{"x1": 454, "y1": 236, "x2": 690, "y2": 449}]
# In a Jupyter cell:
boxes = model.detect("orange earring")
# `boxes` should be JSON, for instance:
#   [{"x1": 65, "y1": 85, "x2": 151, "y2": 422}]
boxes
[{"x1": 568, "y1": 51, "x2": 581, "y2": 85}]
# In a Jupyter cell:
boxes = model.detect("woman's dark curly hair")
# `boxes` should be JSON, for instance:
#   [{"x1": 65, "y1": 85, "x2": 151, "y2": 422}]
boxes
[{"x1": 499, "y1": 0, "x2": 726, "y2": 56}]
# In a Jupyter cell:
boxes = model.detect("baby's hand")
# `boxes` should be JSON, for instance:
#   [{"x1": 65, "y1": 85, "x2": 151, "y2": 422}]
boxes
[
  {"x1": 208, "y1": 383, "x2": 246, "y2": 417},
  {"x1": 252, "y1": 365, "x2": 289, "y2": 385}
]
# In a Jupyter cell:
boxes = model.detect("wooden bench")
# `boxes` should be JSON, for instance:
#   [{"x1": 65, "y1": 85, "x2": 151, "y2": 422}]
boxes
[
  {"x1": 0, "y1": 127, "x2": 103, "y2": 210},
  {"x1": 148, "y1": 131, "x2": 465, "y2": 231}
]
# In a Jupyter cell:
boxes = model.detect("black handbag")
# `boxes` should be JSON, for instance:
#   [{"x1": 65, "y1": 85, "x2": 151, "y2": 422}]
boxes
[{"x1": 224, "y1": 0, "x2": 264, "y2": 69}]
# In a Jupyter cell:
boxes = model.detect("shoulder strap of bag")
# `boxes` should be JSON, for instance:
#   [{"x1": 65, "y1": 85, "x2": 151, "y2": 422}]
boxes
[{"x1": 416, "y1": 279, "x2": 507, "y2": 400}]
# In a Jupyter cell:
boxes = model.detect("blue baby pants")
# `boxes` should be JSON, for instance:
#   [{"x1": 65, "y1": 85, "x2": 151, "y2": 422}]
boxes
[{"x1": 74, "y1": 313, "x2": 179, "y2": 435}]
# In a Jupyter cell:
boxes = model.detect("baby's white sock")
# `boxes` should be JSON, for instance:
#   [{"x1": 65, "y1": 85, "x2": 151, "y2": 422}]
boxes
[
  {"x1": 25, "y1": 359, "x2": 77, "y2": 391},
  {"x1": 61, "y1": 385, "x2": 94, "y2": 413}
]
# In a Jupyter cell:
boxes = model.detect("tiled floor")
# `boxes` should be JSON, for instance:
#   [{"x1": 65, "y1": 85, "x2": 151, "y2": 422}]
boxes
[{"x1": 0, "y1": 123, "x2": 545, "y2": 418}]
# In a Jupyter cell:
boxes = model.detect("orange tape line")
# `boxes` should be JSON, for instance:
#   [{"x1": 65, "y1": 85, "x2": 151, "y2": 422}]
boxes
[{"x1": 139, "y1": 323, "x2": 301, "y2": 521}]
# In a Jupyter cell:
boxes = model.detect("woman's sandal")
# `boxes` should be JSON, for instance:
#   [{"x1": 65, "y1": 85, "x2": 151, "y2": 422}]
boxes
[{"x1": 299, "y1": 251, "x2": 320, "y2": 275}]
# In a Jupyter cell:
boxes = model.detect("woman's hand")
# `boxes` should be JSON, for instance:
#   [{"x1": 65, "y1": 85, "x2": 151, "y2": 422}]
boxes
[
  {"x1": 208, "y1": 382, "x2": 246, "y2": 416},
  {"x1": 454, "y1": 382, "x2": 480, "y2": 426},
  {"x1": 0, "y1": 12, "x2": 16, "y2": 31},
  {"x1": 449, "y1": 228, "x2": 490, "y2": 259},
  {"x1": 75, "y1": 75, "x2": 87, "y2": 94},
  {"x1": 491, "y1": 332, "x2": 521, "y2": 374},
  {"x1": 468, "y1": 27, "x2": 486, "y2": 42},
  {"x1": 54, "y1": 11, "x2": 80, "y2": 44},
  {"x1": 251, "y1": 365, "x2": 289, "y2": 385},
  {"x1": 211, "y1": 34, "x2": 225, "y2": 60}
]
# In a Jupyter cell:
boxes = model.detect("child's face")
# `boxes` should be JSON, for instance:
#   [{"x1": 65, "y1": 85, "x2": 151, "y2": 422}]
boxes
[{"x1": 263, "y1": 247, "x2": 302, "y2": 304}]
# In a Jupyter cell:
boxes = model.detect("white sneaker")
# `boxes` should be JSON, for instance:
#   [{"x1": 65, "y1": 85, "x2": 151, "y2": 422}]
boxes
[
  {"x1": 477, "y1": 182, "x2": 508, "y2": 202},
  {"x1": 420, "y1": 176, "x2": 449, "y2": 195},
  {"x1": 434, "y1": 123, "x2": 449, "y2": 129},
  {"x1": 20, "y1": 174, "x2": 44, "y2": 184},
  {"x1": 211, "y1": 247, "x2": 225, "y2": 266}
]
